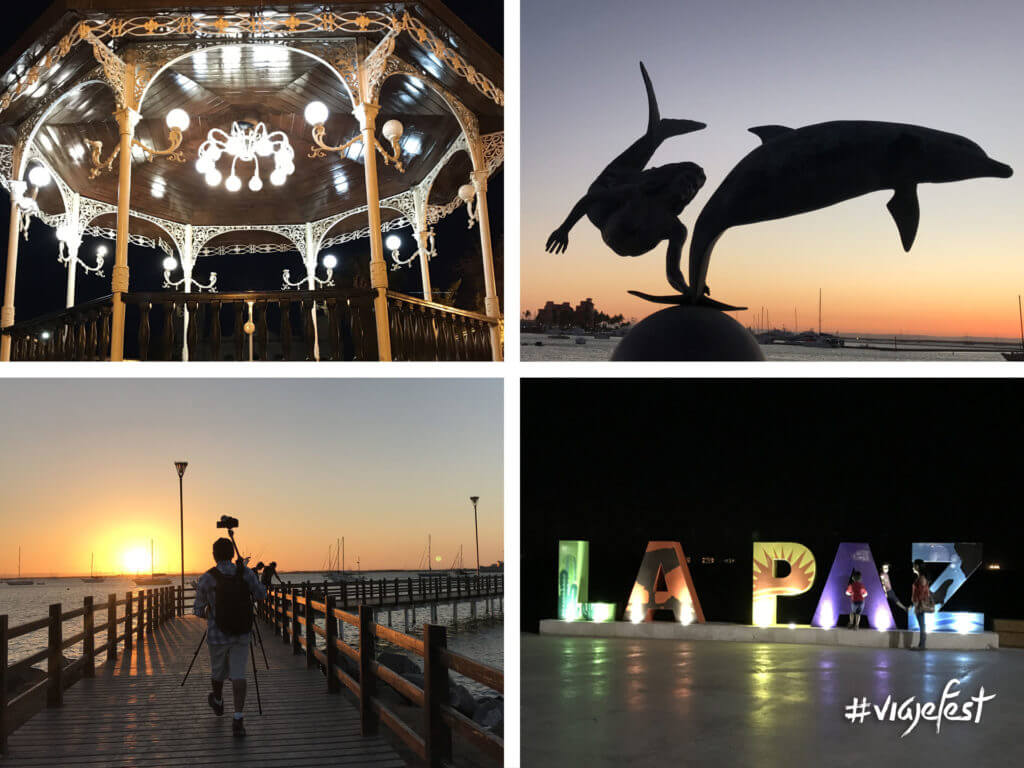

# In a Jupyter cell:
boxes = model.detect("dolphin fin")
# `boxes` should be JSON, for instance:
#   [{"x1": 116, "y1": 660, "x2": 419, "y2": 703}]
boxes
[
  {"x1": 640, "y1": 62, "x2": 706, "y2": 140},
  {"x1": 886, "y1": 185, "x2": 920, "y2": 251},
  {"x1": 748, "y1": 125, "x2": 793, "y2": 144}
]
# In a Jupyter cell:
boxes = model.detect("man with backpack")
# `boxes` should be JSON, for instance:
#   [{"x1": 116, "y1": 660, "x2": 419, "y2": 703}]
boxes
[{"x1": 193, "y1": 537, "x2": 267, "y2": 737}]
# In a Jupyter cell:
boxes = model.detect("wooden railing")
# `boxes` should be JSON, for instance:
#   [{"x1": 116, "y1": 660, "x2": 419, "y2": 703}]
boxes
[
  {"x1": 0, "y1": 585, "x2": 179, "y2": 753},
  {"x1": 280, "y1": 573, "x2": 504, "y2": 611},
  {"x1": 263, "y1": 584, "x2": 503, "y2": 767},
  {"x1": 2, "y1": 297, "x2": 113, "y2": 361},
  {"x1": 123, "y1": 289, "x2": 378, "y2": 361},
  {"x1": 386, "y1": 291, "x2": 495, "y2": 361}
]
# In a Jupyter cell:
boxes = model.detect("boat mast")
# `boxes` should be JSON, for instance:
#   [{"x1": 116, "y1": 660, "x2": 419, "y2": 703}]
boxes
[
  {"x1": 428, "y1": 534, "x2": 432, "y2": 572},
  {"x1": 1017, "y1": 295, "x2": 1023, "y2": 353},
  {"x1": 150, "y1": 539, "x2": 154, "y2": 577},
  {"x1": 818, "y1": 289, "x2": 822, "y2": 335},
  {"x1": 342, "y1": 537, "x2": 345, "y2": 574}
]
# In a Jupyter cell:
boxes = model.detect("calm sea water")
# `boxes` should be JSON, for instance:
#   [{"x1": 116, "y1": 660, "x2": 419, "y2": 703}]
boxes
[
  {"x1": 0, "y1": 570, "x2": 503, "y2": 692},
  {"x1": 521, "y1": 333, "x2": 1007, "y2": 361}
]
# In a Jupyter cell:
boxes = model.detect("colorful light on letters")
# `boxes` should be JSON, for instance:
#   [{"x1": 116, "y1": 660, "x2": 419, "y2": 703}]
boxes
[
  {"x1": 811, "y1": 543, "x2": 895, "y2": 630},
  {"x1": 626, "y1": 541, "x2": 705, "y2": 624},
  {"x1": 752, "y1": 542, "x2": 816, "y2": 626},
  {"x1": 558, "y1": 540, "x2": 589, "y2": 621},
  {"x1": 582, "y1": 602, "x2": 616, "y2": 622},
  {"x1": 908, "y1": 543, "x2": 984, "y2": 633}
]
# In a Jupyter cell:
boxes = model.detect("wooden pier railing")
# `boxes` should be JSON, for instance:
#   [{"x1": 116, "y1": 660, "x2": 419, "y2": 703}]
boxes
[
  {"x1": 263, "y1": 583, "x2": 503, "y2": 766},
  {"x1": 0, "y1": 585, "x2": 178, "y2": 753}
]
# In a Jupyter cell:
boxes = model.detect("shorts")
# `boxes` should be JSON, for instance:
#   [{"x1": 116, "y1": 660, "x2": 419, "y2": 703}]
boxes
[
  {"x1": 208, "y1": 637, "x2": 249, "y2": 681},
  {"x1": 851, "y1": 601, "x2": 865, "y2": 615}
]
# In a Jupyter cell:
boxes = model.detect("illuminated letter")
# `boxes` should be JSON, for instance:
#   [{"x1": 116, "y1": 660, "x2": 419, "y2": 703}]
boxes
[
  {"x1": 626, "y1": 541, "x2": 704, "y2": 625},
  {"x1": 752, "y1": 542, "x2": 816, "y2": 626},
  {"x1": 909, "y1": 543, "x2": 984, "y2": 633},
  {"x1": 557, "y1": 540, "x2": 589, "y2": 621},
  {"x1": 811, "y1": 543, "x2": 894, "y2": 630}
]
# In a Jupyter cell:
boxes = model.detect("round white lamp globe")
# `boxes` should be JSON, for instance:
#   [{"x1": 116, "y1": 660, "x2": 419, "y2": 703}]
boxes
[
  {"x1": 225, "y1": 174, "x2": 242, "y2": 192},
  {"x1": 96, "y1": 245, "x2": 108, "y2": 257},
  {"x1": 304, "y1": 101, "x2": 329, "y2": 126},
  {"x1": 458, "y1": 183, "x2": 476, "y2": 203},
  {"x1": 162, "y1": 256, "x2": 178, "y2": 272},
  {"x1": 385, "y1": 235, "x2": 402, "y2": 251},
  {"x1": 248, "y1": 175, "x2": 263, "y2": 192},
  {"x1": 165, "y1": 108, "x2": 190, "y2": 132},
  {"x1": 28, "y1": 165, "x2": 50, "y2": 187},
  {"x1": 255, "y1": 137, "x2": 274, "y2": 157},
  {"x1": 382, "y1": 119, "x2": 403, "y2": 143},
  {"x1": 270, "y1": 169, "x2": 287, "y2": 186},
  {"x1": 195, "y1": 156, "x2": 211, "y2": 174},
  {"x1": 322, "y1": 254, "x2": 338, "y2": 270},
  {"x1": 205, "y1": 169, "x2": 222, "y2": 187}
]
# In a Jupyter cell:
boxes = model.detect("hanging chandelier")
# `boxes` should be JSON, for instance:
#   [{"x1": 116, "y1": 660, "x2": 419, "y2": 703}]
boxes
[{"x1": 194, "y1": 120, "x2": 295, "y2": 192}]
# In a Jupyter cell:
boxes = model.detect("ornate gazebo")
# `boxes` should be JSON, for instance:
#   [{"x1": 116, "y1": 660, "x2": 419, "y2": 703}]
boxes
[{"x1": 0, "y1": 1, "x2": 503, "y2": 361}]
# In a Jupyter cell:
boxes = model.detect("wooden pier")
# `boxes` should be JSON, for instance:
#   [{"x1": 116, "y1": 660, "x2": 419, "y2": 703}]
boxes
[{"x1": 1, "y1": 578, "x2": 504, "y2": 766}]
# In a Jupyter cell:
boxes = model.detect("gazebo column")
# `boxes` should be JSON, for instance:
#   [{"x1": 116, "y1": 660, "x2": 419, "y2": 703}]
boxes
[
  {"x1": 109, "y1": 107, "x2": 139, "y2": 362},
  {"x1": 0, "y1": 198, "x2": 21, "y2": 361},
  {"x1": 305, "y1": 221, "x2": 321, "y2": 362},
  {"x1": 470, "y1": 170, "x2": 503, "y2": 361},
  {"x1": 355, "y1": 102, "x2": 392, "y2": 361},
  {"x1": 64, "y1": 193, "x2": 82, "y2": 309},
  {"x1": 412, "y1": 188, "x2": 433, "y2": 302},
  {"x1": 181, "y1": 224, "x2": 193, "y2": 362}
]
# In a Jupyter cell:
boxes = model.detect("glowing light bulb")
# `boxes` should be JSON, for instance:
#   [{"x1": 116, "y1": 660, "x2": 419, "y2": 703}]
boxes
[
  {"x1": 195, "y1": 156, "x2": 211, "y2": 174},
  {"x1": 270, "y1": 169, "x2": 286, "y2": 186},
  {"x1": 163, "y1": 256, "x2": 178, "y2": 271},
  {"x1": 165, "y1": 108, "x2": 190, "y2": 131},
  {"x1": 304, "y1": 101, "x2": 328, "y2": 125},
  {"x1": 385, "y1": 235, "x2": 402, "y2": 251},
  {"x1": 248, "y1": 175, "x2": 263, "y2": 192},
  {"x1": 28, "y1": 166, "x2": 50, "y2": 187},
  {"x1": 322, "y1": 254, "x2": 337, "y2": 270},
  {"x1": 225, "y1": 175, "x2": 242, "y2": 192},
  {"x1": 205, "y1": 169, "x2": 222, "y2": 187}
]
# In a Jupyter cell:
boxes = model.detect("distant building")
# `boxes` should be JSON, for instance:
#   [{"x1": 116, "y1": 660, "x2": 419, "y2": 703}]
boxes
[{"x1": 536, "y1": 297, "x2": 598, "y2": 329}]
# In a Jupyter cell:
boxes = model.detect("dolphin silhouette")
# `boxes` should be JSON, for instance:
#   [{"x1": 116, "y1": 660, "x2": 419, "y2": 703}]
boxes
[{"x1": 634, "y1": 121, "x2": 1013, "y2": 307}]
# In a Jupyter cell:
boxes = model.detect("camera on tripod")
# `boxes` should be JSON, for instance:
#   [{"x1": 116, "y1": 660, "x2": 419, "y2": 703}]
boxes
[{"x1": 216, "y1": 515, "x2": 240, "y2": 530}]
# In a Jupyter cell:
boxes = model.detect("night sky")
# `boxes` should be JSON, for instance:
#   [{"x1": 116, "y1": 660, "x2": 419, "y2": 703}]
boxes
[
  {"x1": 521, "y1": 379, "x2": 1023, "y2": 631},
  {"x1": 0, "y1": 1, "x2": 503, "y2": 326}
]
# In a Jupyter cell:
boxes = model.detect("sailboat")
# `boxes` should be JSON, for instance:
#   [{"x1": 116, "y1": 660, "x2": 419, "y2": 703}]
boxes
[
  {"x1": 5, "y1": 546, "x2": 33, "y2": 585},
  {"x1": 80, "y1": 552, "x2": 106, "y2": 583},
  {"x1": 134, "y1": 540, "x2": 171, "y2": 586},
  {"x1": 1002, "y1": 296, "x2": 1024, "y2": 361}
]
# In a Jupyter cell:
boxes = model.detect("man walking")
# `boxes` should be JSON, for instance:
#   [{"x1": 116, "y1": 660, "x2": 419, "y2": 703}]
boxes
[{"x1": 194, "y1": 537, "x2": 267, "y2": 736}]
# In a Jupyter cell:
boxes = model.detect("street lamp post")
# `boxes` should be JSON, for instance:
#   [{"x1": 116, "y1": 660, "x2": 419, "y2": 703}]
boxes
[
  {"x1": 175, "y1": 461, "x2": 188, "y2": 616},
  {"x1": 470, "y1": 496, "x2": 481, "y2": 575}
]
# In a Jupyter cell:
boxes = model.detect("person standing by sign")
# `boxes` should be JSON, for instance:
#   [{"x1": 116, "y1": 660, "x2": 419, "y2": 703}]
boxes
[
  {"x1": 910, "y1": 559, "x2": 933, "y2": 650},
  {"x1": 845, "y1": 570, "x2": 868, "y2": 629}
]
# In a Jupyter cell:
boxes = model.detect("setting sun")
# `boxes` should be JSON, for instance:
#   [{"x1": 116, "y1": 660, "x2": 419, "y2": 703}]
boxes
[{"x1": 123, "y1": 548, "x2": 148, "y2": 574}]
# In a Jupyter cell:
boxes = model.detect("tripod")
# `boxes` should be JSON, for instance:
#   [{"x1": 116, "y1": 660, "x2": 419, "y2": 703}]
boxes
[{"x1": 180, "y1": 529, "x2": 269, "y2": 716}]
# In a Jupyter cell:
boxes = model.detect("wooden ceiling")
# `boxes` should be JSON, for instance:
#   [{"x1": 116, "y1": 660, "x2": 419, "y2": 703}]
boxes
[{"x1": 27, "y1": 44, "x2": 469, "y2": 226}]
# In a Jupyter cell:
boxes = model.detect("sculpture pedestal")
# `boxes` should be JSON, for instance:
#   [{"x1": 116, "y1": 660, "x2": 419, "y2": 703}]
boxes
[{"x1": 612, "y1": 305, "x2": 764, "y2": 361}]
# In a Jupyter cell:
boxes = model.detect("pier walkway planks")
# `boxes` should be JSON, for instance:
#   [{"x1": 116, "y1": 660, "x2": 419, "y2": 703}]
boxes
[{"x1": 2, "y1": 615, "x2": 406, "y2": 767}]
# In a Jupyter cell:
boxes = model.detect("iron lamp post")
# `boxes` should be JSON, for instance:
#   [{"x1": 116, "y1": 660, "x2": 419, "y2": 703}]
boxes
[
  {"x1": 470, "y1": 495, "x2": 481, "y2": 575},
  {"x1": 175, "y1": 461, "x2": 188, "y2": 616}
]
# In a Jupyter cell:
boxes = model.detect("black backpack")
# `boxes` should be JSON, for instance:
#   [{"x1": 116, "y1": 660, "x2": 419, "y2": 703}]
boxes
[{"x1": 207, "y1": 566, "x2": 254, "y2": 635}]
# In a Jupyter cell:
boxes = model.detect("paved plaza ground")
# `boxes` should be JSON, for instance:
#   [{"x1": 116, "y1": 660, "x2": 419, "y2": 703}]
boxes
[{"x1": 522, "y1": 633, "x2": 1023, "y2": 767}]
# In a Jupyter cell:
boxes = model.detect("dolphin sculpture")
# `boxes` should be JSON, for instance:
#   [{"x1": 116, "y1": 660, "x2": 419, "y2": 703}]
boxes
[
  {"x1": 546, "y1": 63, "x2": 708, "y2": 298},
  {"x1": 631, "y1": 121, "x2": 1013, "y2": 308}
]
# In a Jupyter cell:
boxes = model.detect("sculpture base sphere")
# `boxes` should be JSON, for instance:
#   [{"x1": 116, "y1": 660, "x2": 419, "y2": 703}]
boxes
[{"x1": 612, "y1": 305, "x2": 765, "y2": 361}]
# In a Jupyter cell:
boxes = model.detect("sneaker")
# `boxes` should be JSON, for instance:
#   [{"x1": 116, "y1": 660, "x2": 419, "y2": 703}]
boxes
[
  {"x1": 208, "y1": 693, "x2": 224, "y2": 716},
  {"x1": 232, "y1": 717, "x2": 246, "y2": 738}
]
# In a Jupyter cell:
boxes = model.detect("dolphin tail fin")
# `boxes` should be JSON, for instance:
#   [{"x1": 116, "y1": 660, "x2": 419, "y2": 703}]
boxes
[
  {"x1": 887, "y1": 185, "x2": 920, "y2": 251},
  {"x1": 640, "y1": 62, "x2": 706, "y2": 141}
]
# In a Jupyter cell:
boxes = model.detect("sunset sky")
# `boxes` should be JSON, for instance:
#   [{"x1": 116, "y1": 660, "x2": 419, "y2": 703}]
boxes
[
  {"x1": 523, "y1": 0, "x2": 1024, "y2": 336},
  {"x1": 0, "y1": 379, "x2": 502, "y2": 577}
]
